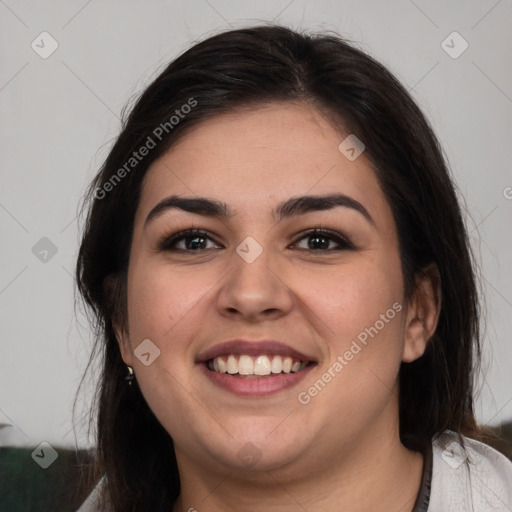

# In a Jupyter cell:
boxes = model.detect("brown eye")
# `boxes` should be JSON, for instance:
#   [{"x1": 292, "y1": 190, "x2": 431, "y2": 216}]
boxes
[
  {"x1": 158, "y1": 229, "x2": 222, "y2": 252},
  {"x1": 292, "y1": 228, "x2": 355, "y2": 251}
]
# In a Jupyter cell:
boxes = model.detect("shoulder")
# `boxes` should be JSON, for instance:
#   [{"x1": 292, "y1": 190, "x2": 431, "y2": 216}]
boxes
[
  {"x1": 428, "y1": 430, "x2": 512, "y2": 511},
  {"x1": 76, "y1": 475, "x2": 107, "y2": 512}
]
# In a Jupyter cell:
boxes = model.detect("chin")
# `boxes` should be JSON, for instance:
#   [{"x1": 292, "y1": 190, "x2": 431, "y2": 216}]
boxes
[{"x1": 203, "y1": 421, "x2": 312, "y2": 472}]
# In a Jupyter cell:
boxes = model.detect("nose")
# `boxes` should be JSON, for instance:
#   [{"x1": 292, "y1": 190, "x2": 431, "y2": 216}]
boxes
[{"x1": 215, "y1": 246, "x2": 294, "y2": 322}]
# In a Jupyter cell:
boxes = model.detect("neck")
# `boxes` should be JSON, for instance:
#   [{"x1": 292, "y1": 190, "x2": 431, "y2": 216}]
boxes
[{"x1": 172, "y1": 409, "x2": 424, "y2": 512}]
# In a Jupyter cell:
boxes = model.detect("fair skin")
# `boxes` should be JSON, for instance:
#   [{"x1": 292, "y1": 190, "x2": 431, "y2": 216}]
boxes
[{"x1": 115, "y1": 102, "x2": 440, "y2": 511}]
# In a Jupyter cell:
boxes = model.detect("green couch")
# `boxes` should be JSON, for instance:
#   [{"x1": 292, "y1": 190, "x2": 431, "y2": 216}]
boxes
[{"x1": 0, "y1": 446, "x2": 95, "y2": 512}]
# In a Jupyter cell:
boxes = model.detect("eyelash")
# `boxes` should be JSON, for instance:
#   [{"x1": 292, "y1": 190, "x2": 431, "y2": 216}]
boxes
[{"x1": 157, "y1": 227, "x2": 356, "y2": 253}]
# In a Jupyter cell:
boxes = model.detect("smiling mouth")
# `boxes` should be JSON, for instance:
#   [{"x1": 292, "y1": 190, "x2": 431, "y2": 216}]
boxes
[{"x1": 206, "y1": 354, "x2": 313, "y2": 377}]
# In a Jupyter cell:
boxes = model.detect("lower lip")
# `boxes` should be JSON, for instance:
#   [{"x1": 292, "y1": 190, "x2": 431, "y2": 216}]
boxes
[{"x1": 199, "y1": 363, "x2": 315, "y2": 396}]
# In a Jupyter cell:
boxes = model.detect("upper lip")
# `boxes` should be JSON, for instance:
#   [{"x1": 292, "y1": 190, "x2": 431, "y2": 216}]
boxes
[{"x1": 196, "y1": 340, "x2": 318, "y2": 364}]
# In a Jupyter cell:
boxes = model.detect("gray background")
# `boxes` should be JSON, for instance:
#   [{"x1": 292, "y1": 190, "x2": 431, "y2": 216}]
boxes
[{"x1": 0, "y1": 0, "x2": 511, "y2": 449}]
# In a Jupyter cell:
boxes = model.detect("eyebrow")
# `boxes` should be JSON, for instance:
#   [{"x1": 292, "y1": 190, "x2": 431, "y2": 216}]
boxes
[{"x1": 144, "y1": 193, "x2": 375, "y2": 227}]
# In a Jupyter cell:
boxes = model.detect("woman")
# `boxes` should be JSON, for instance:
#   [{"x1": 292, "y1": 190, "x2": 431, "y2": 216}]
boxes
[{"x1": 75, "y1": 24, "x2": 512, "y2": 511}]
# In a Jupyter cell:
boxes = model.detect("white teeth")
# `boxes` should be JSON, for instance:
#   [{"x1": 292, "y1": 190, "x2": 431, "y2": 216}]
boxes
[
  {"x1": 271, "y1": 356, "x2": 282, "y2": 373},
  {"x1": 226, "y1": 355, "x2": 238, "y2": 374},
  {"x1": 254, "y1": 355, "x2": 271, "y2": 375},
  {"x1": 208, "y1": 354, "x2": 308, "y2": 376},
  {"x1": 238, "y1": 355, "x2": 254, "y2": 375},
  {"x1": 217, "y1": 357, "x2": 227, "y2": 373}
]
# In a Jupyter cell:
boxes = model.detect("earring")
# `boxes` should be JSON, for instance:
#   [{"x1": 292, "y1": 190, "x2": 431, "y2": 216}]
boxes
[{"x1": 125, "y1": 365, "x2": 135, "y2": 386}]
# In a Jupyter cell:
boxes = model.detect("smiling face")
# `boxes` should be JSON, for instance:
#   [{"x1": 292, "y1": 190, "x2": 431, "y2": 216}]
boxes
[{"x1": 115, "y1": 102, "x2": 431, "y2": 478}]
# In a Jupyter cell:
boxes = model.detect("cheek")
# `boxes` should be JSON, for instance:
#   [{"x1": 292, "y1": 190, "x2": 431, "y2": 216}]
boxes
[
  {"x1": 304, "y1": 253, "x2": 405, "y2": 405},
  {"x1": 124, "y1": 257, "x2": 225, "y2": 401},
  {"x1": 123, "y1": 259, "x2": 210, "y2": 412},
  {"x1": 299, "y1": 253, "x2": 405, "y2": 405},
  {"x1": 126, "y1": 260, "x2": 210, "y2": 343},
  {"x1": 124, "y1": 260, "x2": 208, "y2": 435},
  {"x1": 300, "y1": 252, "x2": 404, "y2": 348},
  {"x1": 294, "y1": 267, "x2": 405, "y2": 430}
]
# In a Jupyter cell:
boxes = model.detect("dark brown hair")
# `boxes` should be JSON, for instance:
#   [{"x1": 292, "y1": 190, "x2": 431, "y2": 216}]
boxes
[{"x1": 76, "y1": 24, "x2": 482, "y2": 511}]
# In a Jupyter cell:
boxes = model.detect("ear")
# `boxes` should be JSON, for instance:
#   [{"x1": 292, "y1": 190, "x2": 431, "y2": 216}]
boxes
[
  {"x1": 402, "y1": 263, "x2": 441, "y2": 363},
  {"x1": 103, "y1": 274, "x2": 133, "y2": 367}
]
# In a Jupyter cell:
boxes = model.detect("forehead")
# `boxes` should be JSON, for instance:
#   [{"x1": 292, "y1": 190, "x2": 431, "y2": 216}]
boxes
[{"x1": 135, "y1": 102, "x2": 392, "y2": 228}]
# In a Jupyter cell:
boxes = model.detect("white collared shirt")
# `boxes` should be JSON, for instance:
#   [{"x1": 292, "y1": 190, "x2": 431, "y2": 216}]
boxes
[{"x1": 427, "y1": 430, "x2": 512, "y2": 511}]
